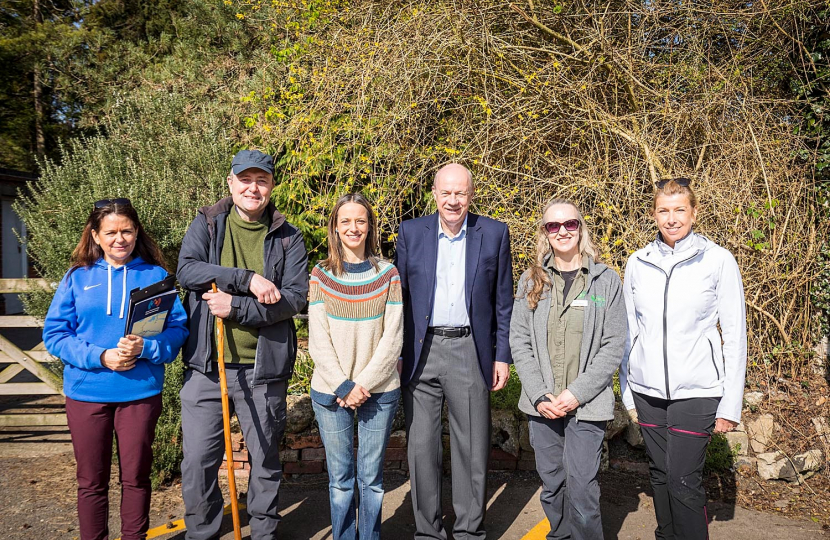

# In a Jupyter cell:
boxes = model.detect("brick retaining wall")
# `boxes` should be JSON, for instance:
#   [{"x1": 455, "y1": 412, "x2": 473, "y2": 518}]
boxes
[{"x1": 219, "y1": 429, "x2": 538, "y2": 479}]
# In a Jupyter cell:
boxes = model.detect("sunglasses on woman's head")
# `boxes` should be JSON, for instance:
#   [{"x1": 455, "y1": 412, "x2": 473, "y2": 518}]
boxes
[
  {"x1": 655, "y1": 177, "x2": 692, "y2": 189},
  {"x1": 543, "y1": 219, "x2": 580, "y2": 234},
  {"x1": 94, "y1": 198, "x2": 132, "y2": 208}
]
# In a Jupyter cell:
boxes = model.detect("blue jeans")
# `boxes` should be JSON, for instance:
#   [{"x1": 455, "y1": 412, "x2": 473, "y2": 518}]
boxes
[{"x1": 311, "y1": 388, "x2": 400, "y2": 540}]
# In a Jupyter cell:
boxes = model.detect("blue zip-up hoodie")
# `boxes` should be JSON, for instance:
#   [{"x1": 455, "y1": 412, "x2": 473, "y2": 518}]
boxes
[{"x1": 43, "y1": 257, "x2": 189, "y2": 403}]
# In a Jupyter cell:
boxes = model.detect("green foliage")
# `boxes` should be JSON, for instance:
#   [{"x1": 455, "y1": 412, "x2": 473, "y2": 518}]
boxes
[
  {"x1": 14, "y1": 92, "x2": 232, "y2": 318},
  {"x1": 0, "y1": 0, "x2": 84, "y2": 169},
  {"x1": 490, "y1": 366, "x2": 523, "y2": 412},
  {"x1": 15, "y1": 92, "x2": 233, "y2": 487},
  {"x1": 796, "y1": 12, "x2": 830, "y2": 339},
  {"x1": 705, "y1": 433, "x2": 737, "y2": 474},
  {"x1": 815, "y1": 247, "x2": 830, "y2": 338},
  {"x1": 153, "y1": 360, "x2": 185, "y2": 489},
  {"x1": 289, "y1": 347, "x2": 314, "y2": 396}
]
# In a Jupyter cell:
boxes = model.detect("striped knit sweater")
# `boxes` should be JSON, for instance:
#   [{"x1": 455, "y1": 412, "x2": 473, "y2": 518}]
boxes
[{"x1": 309, "y1": 259, "x2": 403, "y2": 398}]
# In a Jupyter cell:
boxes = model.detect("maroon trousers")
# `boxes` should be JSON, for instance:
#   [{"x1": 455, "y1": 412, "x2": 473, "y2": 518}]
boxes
[{"x1": 65, "y1": 394, "x2": 163, "y2": 540}]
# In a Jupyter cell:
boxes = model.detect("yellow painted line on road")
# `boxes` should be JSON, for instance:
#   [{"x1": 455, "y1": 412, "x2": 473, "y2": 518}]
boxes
[
  {"x1": 114, "y1": 501, "x2": 247, "y2": 540},
  {"x1": 521, "y1": 518, "x2": 550, "y2": 540}
]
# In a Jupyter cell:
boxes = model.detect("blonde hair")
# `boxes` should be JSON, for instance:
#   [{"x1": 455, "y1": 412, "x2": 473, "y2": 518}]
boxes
[
  {"x1": 520, "y1": 199, "x2": 599, "y2": 310},
  {"x1": 652, "y1": 178, "x2": 698, "y2": 210},
  {"x1": 320, "y1": 193, "x2": 380, "y2": 276}
]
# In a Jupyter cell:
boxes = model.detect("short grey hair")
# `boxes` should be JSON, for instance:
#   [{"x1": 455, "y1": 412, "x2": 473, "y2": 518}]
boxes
[{"x1": 433, "y1": 163, "x2": 475, "y2": 191}]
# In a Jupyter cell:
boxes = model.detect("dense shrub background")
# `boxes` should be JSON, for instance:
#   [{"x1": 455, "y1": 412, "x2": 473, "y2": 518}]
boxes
[{"x1": 6, "y1": 0, "x2": 830, "y2": 486}]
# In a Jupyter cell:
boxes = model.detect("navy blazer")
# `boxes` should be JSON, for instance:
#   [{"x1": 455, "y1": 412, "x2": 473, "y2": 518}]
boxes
[{"x1": 394, "y1": 212, "x2": 514, "y2": 387}]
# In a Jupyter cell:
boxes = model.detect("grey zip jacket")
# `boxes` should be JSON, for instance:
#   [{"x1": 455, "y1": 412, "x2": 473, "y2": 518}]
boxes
[
  {"x1": 177, "y1": 197, "x2": 309, "y2": 385},
  {"x1": 510, "y1": 256, "x2": 628, "y2": 421},
  {"x1": 619, "y1": 233, "x2": 747, "y2": 423}
]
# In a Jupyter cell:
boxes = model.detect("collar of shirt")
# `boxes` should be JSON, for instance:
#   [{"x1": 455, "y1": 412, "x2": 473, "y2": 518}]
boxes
[
  {"x1": 656, "y1": 230, "x2": 696, "y2": 256},
  {"x1": 544, "y1": 253, "x2": 590, "y2": 273},
  {"x1": 437, "y1": 214, "x2": 469, "y2": 241}
]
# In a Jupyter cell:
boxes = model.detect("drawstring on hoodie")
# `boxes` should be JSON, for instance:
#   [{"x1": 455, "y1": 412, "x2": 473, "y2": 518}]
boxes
[
  {"x1": 107, "y1": 265, "x2": 112, "y2": 316},
  {"x1": 120, "y1": 267, "x2": 128, "y2": 319},
  {"x1": 106, "y1": 263, "x2": 128, "y2": 318}
]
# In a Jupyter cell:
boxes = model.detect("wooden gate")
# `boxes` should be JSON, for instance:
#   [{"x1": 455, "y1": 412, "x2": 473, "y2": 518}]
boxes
[{"x1": 0, "y1": 278, "x2": 65, "y2": 427}]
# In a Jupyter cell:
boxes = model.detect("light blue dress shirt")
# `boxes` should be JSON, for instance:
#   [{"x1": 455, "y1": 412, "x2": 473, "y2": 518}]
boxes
[{"x1": 430, "y1": 216, "x2": 470, "y2": 327}]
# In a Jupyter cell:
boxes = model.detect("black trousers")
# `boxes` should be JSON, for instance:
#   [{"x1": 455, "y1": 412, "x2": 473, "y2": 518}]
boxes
[{"x1": 632, "y1": 391, "x2": 719, "y2": 540}]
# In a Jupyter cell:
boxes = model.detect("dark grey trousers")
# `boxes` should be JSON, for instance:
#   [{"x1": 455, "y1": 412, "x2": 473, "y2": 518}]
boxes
[
  {"x1": 632, "y1": 391, "x2": 719, "y2": 540},
  {"x1": 180, "y1": 366, "x2": 287, "y2": 540},
  {"x1": 527, "y1": 414, "x2": 606, "y2": 540},
  {"x1": 404, "y1": 333, "x2": 491, "y2": 540}
]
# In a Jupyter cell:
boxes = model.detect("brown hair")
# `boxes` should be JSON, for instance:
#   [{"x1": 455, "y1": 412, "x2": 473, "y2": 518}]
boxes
[
  {"x1": 71, "y1": 202, "x2": 167, "y2": 270},
  {"x1": 520, "y1": 199, "x2": 599, "y2": 310},
  {"x1": 320, "y1": 193, "x2": 381, "y2": 276},
  {"x1": 652, "y1": 178, "x2": 698, "y2": 211}
]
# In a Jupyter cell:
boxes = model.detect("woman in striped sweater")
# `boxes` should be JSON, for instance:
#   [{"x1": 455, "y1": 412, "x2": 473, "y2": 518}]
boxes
[{"x1": 308, "y1": 193, "x2": 403, "y2": 540}]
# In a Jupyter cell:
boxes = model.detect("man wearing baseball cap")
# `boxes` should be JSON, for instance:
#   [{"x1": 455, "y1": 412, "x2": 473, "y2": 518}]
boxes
[{"x1": 177, "y1": 149, "x2": 309, "y2": 539}]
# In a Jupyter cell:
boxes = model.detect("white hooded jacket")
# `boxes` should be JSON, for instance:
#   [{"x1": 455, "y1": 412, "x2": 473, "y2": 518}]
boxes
[{"x1": 620, "y1": 232, "x2": 747, "y2": 423}]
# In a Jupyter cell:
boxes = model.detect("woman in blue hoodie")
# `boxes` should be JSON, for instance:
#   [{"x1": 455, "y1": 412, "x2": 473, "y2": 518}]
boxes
[{"x1": 43, "y1": 199, "x2": 188, "y2": 540}]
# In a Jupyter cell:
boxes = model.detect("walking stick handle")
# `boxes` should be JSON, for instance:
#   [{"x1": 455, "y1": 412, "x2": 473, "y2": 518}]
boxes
[{"x1": 212, "y1": 283, "x2": 242, "y2": 540}]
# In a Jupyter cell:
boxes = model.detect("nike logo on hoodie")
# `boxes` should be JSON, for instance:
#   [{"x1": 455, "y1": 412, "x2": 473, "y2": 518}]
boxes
[{"x1": 84, "y1": 284, "x2": 101, "y2": 290}]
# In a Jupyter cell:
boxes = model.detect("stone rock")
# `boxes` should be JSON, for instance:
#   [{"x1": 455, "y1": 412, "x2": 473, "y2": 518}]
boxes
[
  {"x1": 625, "y1": 420, "x2": 644, "y2": 449},
  {"x1": 724, "y1": 431, "x2": 749, "y2": 456},
  {"x1": 793, "y1": 449, "x2": 824, "y2": 475},
  {"x1": 491, "y1": 410, "x2": 520, "y2": 457},
  {"x1": 744, "y1": 391, "x2": 764, "y2": 408},
  {"x1": 285, "y1": 394, "x2": 314, "y2": 434},
  {"x1": 756, "y1": 451, "x2": 796, "y2": 481},
  {"x1": 746, "y1": 414, "x2": 775, "y2": 453},
  {"x1": 812, "y1": 416, "x2": 830, "y2": 446},
  {"x1": 519, "y1": 421, "x2": 533, "y2": 452},
  {"x1": 600, "y1": 440, "x2": 609, "y2": 472},
  {"x1": 734, "y1": 456, "x2": 757, "y2": 475},
  {"x1": 605, "y1": 401, "x2": 629, "y2": 440},
  {"x1": 773, "y1": 499, "x2": 789, "y2": 509},
  {"x1": 812, "y1": 338, "x2": 827, "y2": 377}
]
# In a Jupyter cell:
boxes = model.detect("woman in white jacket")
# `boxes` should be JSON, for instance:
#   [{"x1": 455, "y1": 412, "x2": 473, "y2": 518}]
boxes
[{"x1": 620, "y1": 178, "x2": 746, "y2": 540}]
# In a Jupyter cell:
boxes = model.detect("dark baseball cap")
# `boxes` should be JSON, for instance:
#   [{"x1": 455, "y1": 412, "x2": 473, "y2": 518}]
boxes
[{"x1": 231, "y1": 150, "x2": 274, "y2": 175}]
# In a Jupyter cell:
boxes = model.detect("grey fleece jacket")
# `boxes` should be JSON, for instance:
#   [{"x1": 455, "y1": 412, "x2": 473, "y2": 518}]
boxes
[{"x1": 510, "y1": 256, "x2": 627, "y2": 421}]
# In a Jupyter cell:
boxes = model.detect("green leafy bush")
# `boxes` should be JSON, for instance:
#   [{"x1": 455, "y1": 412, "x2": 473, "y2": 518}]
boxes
[
  {"x1": 16, "y1": 92, "x2": 233, "y2": 486},
  {"x1": 490, "y1": 366, "x2": 523, "y2": 412},
  {"x1": 705, "y1": 433, "x2": 737, "y2": 474}
]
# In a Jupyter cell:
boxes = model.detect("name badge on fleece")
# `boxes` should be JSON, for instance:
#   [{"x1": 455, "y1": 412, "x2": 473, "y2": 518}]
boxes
[{"x1": 571, "y1": 299, "x2": 588, "y2": 307}]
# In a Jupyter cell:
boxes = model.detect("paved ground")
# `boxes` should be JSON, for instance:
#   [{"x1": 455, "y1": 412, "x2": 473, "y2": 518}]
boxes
[
  {"x1": 143, "y1": 472, "x2": 827, "y2": 540},
  {"x1": 0, "y1": 422, "x2": 826, "y2": 540}
]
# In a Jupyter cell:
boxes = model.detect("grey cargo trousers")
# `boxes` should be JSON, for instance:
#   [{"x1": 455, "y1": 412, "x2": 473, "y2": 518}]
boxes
[{"x1": 180, "y1": 366, "x2": 287, "y2": 540}]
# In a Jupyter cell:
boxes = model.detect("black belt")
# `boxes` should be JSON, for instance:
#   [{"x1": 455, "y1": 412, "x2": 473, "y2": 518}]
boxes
[{"x1": 427, "y1": 326, "x2": 471, "y2": 338}]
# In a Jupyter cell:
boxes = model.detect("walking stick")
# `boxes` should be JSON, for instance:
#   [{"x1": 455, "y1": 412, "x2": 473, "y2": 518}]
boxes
[{"x1": 212, "y1": 283, "x2": 242, "y2": 540}]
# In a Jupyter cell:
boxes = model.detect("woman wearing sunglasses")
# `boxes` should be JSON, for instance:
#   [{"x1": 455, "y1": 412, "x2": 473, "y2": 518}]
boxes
[
  {"x1": 43, "y1": 199, "x2": 188, "y2": 540},
  {"x1": 510, "y1": 199, "x2": 627, "y2": 540},
  {"x1": 619, "y1": 178, "x2": 746, "y2": 539}
]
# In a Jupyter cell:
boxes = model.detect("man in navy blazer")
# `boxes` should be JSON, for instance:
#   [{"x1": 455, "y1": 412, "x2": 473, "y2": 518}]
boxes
[{"x1": 395, "y1": 163, "x2": 513, "y2": 539}]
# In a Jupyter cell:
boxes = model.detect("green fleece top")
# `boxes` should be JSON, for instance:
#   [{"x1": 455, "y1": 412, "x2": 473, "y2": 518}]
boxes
[
  {"x1": 546, "y1": 256, "x2": 589, "y2": 399},
  {"x1": 213, "y1": 207, "x2": 270, "y2": 364}
]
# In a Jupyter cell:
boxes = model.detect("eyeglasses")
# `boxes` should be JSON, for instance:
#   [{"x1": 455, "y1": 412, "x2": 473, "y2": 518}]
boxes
[
  {"x1": 543, "y1": 219, "x2": 580, "y2": 234},
  {"x1": 94, "y1": 198, "x2": 132, "y2": 208},
  {"x1": 655, "y1": 177, "x2": 692, "y2": 189}
]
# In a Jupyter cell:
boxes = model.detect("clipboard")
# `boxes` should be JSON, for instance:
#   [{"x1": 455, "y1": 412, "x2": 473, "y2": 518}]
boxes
[{"x1": 124, "y1": 275, "x2": 178, "y2": 337}]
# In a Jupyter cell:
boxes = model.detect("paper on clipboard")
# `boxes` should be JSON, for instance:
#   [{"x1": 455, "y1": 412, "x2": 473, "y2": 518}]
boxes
[{"x1": 124, "y1": 275, "x2": 178, "y2": 337}]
